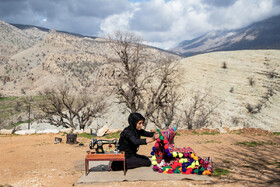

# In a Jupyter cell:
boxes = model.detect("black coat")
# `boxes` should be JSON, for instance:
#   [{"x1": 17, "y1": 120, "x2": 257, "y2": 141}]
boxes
[{"x1": 119, "y1": 125, "x2": 154, "y2": 158}]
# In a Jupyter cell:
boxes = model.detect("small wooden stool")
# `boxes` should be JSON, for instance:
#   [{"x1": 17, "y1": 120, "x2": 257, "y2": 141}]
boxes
[{"x1": 85, "y1": 151, "x2": 126, "y2": 175}]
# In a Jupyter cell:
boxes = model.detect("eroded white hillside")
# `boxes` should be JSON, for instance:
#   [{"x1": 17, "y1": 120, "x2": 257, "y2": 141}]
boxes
[{"x1": 177, "y1": 50, "x2": 280, "y2": 131}]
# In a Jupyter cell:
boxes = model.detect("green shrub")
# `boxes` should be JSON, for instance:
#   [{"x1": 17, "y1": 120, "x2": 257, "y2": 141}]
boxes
[
  {"x1": 77, "y1": 133, "x2": 95, "y2": 139},
  {"x1": 273, "y1": 132, "x2": 280, "y2": 136},
  {"x1": 192, "y1": 131, "x2": 219, "y2": 135},
  {"x1": 212, "y1": 168, "x2": 230, "y2": 177},
  {"x1": 105, "y1": 131, "x2": 121, "y2": 139},
  {"x1": 235, "y1": 141, "x2": 277, "y2": 147}
]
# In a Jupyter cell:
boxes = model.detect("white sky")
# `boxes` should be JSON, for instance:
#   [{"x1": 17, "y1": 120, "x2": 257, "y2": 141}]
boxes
[{"x1": 0, "y1": 0, "x2": 279, "y2": 49}]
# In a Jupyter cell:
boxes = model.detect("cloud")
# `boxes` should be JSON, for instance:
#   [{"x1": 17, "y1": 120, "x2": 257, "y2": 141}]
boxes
[
  {"x1": 202, "y1": 0, "x2": 236, "y2": 7},
  {"x1": 99, "y1": 11, "x2": 134, "y2": 36},
  {"x1": 127, "y1": 0, "x2": 280, "y2": 49},
  {"x1": 205, "y1": 0, "x2": 280, "y2": 30},
  {"x1": 0, "y1": 0, "x2": 280, "y2": 49},
  {"x1": 67, "y1": 0, "x2": 131, "y2": 18},
  {"x1": 129, "y1": 0, "x2": 175, "y2": 32}
]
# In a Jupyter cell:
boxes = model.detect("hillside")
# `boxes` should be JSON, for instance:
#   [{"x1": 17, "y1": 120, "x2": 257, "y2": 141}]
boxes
[
  {"x1": 0, "y1": 21, "x2": 181, "y2": 129},
  {"x1": 0, "y1": 21, "x2": 180, "y2": 96},
  {"x1": 0, "y1": 21, "x2": 279, "y2": 132},
  {"x1": 172, "y1": 15, "x2": 280, "y2": 56},
  {"x1": 177, "y1": 50, "x2": 280, "y2": 132}
]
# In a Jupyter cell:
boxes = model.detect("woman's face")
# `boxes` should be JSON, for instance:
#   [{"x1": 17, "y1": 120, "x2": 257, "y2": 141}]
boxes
[{"x1": 136, "y1": 120, "x2": 144, "y2": 130}]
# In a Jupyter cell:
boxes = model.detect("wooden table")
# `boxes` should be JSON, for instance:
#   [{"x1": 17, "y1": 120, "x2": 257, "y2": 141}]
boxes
[{"x1": 85, "y1": 151, "x2": 126, "y2": 175}]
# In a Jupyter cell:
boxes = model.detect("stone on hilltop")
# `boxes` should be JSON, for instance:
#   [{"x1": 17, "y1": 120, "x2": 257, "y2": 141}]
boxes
[
  {"x1": 107, "y1": 129, "x2": 121, "y2": 134},
  {"x1": 97, "y1": 125, "x2": 109, "y2": 137},
  {"x1": 37, "y1": 129, "x2": 59, "y2": 134},
  {"x1": 15, "y1": 129, "x2": 36, "y2": 135},
  {"x1": 84, "y1": 129, "x2": 92, "y2": 134},
  {"x1": 60, "y1": 128, "x2": 73, "y2": 134},
  {"x1": 73, "y1": 129, "x2": 84, "y2": 134},
  {"x1": 0, "y1": 129, "x2": 14, "y2": 135}
]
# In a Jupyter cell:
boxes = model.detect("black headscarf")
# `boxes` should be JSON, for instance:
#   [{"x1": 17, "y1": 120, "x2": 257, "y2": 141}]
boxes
[{"x1": 128, "y1": 112, "x2": 145, "y2": 129}]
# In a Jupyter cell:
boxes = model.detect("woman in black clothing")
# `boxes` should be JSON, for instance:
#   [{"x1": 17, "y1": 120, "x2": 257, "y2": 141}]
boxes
[{"x1": 111, "y1": 112, "x2": 159, "y2": 170}]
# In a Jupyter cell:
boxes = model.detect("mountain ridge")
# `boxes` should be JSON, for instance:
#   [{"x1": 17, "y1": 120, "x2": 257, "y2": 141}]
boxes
[{"x1": 172, "y1": 14, "x2": 280, "y2": 56}]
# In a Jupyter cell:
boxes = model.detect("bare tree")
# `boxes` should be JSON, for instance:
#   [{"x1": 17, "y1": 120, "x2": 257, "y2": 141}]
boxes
[
  {"x1": 24, "y1": 96, "x2": 33, "y2": 130},
  {"x1": 108, "y1": 31, "x2": 146, "y2": 113},
  {"x1": 108, "y1": 31, "x2": 180, "y2": 128},
  {"x1": 144, "y1": 61, "x2": 182, "y2": 128},
  {"x1": 183, "y1": 90, "x2": 221, "y2": 129},
  {"x1": 39, "y1": 86, "x2": 107, "y2": 130}
]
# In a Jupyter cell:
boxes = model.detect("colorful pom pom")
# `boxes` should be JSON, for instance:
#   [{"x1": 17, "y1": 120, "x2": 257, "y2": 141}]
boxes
[
  {"x1": 203, "y1": 170, "x2": 211, "y2": 175},
  {"x1": 152, "y1": 161, "x2": 158, "y2": 165},
  {"x1": 191, "y1": 162, "x2": 196, "y2": 167},
  {"x1": 185, "y1": 168, "x2": 192, "y2": 174},
  {"x1": 167, "y1": 169, "x2": 174, "y2": 174},
  {"x1": 189, "y1": 158, "x2": 194, "y2": 163},
  {"x1": 179, "y1": 152, "x2": 183, "y2": 158},
  {"x1": 199, "y1": 167, "x2": 205, "y2": 172},
  {"x1": 149, "y1": 127, "x2": 213, "y2": 176}
]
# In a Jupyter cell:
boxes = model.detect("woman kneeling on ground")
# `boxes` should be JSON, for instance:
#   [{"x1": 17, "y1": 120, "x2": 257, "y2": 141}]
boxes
[{"x1": 111, "y1": 112, "x2": 159, "y2": 170}]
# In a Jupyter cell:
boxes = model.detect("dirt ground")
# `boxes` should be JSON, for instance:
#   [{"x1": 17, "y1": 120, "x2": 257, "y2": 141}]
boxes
[{"x1": 0, "y1": 128, "x2": 279, "y2": 187}]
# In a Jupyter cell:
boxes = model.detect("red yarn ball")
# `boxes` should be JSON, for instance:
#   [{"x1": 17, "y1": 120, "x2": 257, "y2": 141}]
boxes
[{"x1": 167, "y1": 169, "x2": 174, "y2": 174}]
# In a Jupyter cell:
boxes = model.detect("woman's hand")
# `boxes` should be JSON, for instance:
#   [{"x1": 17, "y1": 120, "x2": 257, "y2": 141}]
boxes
[
  {"x1": 153, "y1": 132, "x2": 159, "y2": 140},
  {"x1": 146, "y1": 132, "x2": 160, "y2": 143}
]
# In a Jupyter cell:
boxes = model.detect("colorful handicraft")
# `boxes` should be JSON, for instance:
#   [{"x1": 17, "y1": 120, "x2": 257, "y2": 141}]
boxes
[{"x1": 151, "y1": 127, "x2": 213, "y2": 175}]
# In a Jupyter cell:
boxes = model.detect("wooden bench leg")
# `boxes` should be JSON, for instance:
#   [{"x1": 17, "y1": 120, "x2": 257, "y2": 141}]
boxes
[
  {"x1": 85, "y1": 159, "x2": 89, "y2": 175},
  {"x1": 123, "y1": 159, "x2": 126, "y2": 175}
]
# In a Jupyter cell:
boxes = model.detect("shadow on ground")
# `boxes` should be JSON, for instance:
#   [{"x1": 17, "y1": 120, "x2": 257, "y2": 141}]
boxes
[{"x1": 205, "y1": 135, "x2": 280, "y2": 186}]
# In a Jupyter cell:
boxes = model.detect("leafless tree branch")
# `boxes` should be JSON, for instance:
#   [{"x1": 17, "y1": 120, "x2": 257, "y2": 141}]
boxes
[{"x1": 39, "y1": 86, "x2": 107, "y2": 130}]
